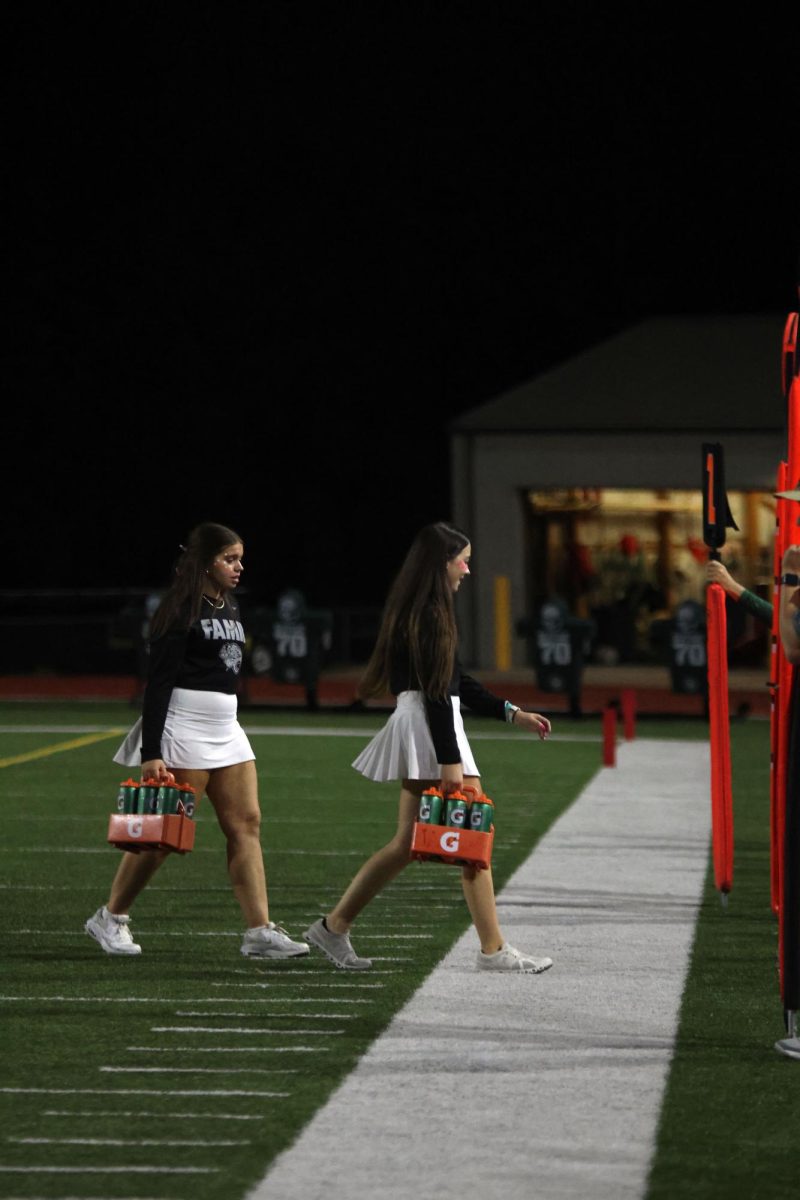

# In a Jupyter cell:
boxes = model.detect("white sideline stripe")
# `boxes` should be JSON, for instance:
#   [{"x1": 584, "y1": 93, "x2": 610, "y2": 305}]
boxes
[
  {"x1": 4, "y1": 848, "x2": 114, "y2": 854},
  {"x1": 0, "y1": 1190, "x2": 167, "y2": 1200},
  {"x1": 0, "y1": 1088, "x2": 288, "y2": 1097},
  {"x1": 2, "y1": 931, "x2": 429, "y2": 938},
  {"x1": 101, "y1": 1066, "x2": 297, "y2": 1074},
  {"x1": 11, "y1": 1137, "x2": 249, "y2": 1147},
  {"x1": 274, "y1": 850, "x2": 377, "y2": 856},
  {"x1": 342, "y1": 934, "x2": 433, "y2": 939},
  {"x1": 11, "y1": 930, "x2": 239, "y2": 937},
  {"x1": 0, "y1": 1167, "x2": 218, "y2": 1175},
  {"x1": 173, "y1": 1010, "x2": 356, "y2": 1018},
  {"x1": 355, "y1": 956, "x2": 410, "y2": 962},
  {"x1": 0, "y1": 724, "x2": 600, "y2": 744},
  {"x1": 250, "y1": 739, "x2": 711, "y2": 1200},
  {"x1": 0, "y1": 1193, "x2": 163, "y2": 1200},
  {"x1": 126, "y1": 1051, "x2": 302, "y2": 1059},
  {"x1": 4, "y1": 849, "x2": 366, "y2": 859},
  {"x1": 212, "y1": 982, "x2": 384, "y2": 990},
  {"x1": 228, "y1": 967, "x2": 394, "y2": 977},
  {"x1": 0, "y1": 995, "x2": 372, "y2": 1004},
  {"x1": 42, "y1": 1109, "x2": 265, "y2": 1120},
  {"x1": 151, "y1": 1025, "x2": 343, "y2": 1035}
]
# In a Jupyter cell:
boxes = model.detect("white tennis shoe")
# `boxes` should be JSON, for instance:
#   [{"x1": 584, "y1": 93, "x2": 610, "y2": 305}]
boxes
[
  {"x1": 477, "y1": 941, "x2": 553, "y2": 973},
  {"x1": 241, "y1": 922, "x2": 310, "y2": 958},
  {"x1": 84, "y1": 907, "x2": 142, "y2": 956},
  {"x1": 303, "y1": 918, "x2": 372, "y2": 970}
]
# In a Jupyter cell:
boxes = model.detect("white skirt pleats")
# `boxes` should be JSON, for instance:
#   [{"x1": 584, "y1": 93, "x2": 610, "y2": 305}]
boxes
[
  {"x1": 113, "y1": 687, "x2": 255, "y2": 770},
  {"x1": 352, "y1": 691, "x2": 479, "y2": 783}
]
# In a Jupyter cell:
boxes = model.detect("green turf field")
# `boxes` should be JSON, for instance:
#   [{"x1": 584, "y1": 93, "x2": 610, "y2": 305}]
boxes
[
  {"x1": 0, "y1": 701, "x2": 599, "y2": 1199},
  {"x1": 647, "y1": 719, "x2": 800, "y2": 1200},
  {"x1": 1, "y1": 703, "x2": 796, "y2": 1200}
]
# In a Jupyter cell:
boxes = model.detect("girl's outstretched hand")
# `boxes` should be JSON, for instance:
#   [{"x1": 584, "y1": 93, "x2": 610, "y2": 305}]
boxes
[{"x1": 514, "y1": 711, "x2": 551, "y2": 740}]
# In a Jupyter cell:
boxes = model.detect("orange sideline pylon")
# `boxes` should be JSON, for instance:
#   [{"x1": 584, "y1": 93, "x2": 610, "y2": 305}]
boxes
[
  {"x1": 771, "y1": 462, "x2": 789, "y2": 914},
  {"x1": 706, "y1": 582, "x2": 733, "y2": 896}
]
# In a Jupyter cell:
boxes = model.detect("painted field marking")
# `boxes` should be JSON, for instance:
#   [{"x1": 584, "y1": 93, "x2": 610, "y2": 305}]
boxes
[
  {"x1": 151, "y1": 1025, "x2": 344, "y2": 1035},
  {"x1": 250, "y1": 738, "x2": 710, "y2": 1200},
  {"x1": 0, "y1": 1165, "x2": 218, "y2": 1174},
  {"x1": 42, "y1": 1109, "x2": 265, "y2": 1120},
  {"x1": 344, "y1": 934, "x2": 433, "y2": 940},
  {"x1": 126, "y1": 1050, "x2": 302, "y2": 1058},
  {"x1": 0, "y1": 995, "x2": 373, "y2": 1004},
  {"x1": 0, "y1": 723, "x2": 602, "y2": 744},
  {"x1": 101, "y1": 1065, "x2": 299, "y2": 1073},
  {"x1": 173, "y1": 1011, "x2": 356, "y2": 1019},
  {"x1": 0, "y1": 730, "x2": 124, "y2": 769},
  {"x1": 211, "y1": 982, "x2": 385, "y2": 990},
  {"x1": 0, "y1": 1087, "x2": 290, "y2": 1097},
  {"x1": 10, "y1": 1136, "x2": 250, "y2": 1147}
]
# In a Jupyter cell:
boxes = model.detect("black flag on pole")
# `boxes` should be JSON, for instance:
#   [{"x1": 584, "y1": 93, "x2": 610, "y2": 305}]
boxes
[{"x1": 702, "y1": 443, "x2": 739, "y2": 559}]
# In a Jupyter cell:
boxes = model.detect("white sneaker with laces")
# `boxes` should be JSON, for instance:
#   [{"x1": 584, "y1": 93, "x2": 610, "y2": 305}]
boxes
[
  {"x1": 84, "y1": 907, "x2": 142, "y2": 956},
  {"x1": 241, "y1": 922, "x2": 310, "y2": 959},
  {"x1": 476, "y1": 941, "x2": 553, "y2": 974},
  {"x1": 303, "y1": 918, "x2": 372, "y2": 970}
]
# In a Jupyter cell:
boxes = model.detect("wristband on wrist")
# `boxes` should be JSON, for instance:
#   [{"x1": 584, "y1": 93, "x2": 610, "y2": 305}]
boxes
[
  {"x1": 504, "y1": 701, "x2": 520, "y2": 724},
  {"x1": 782, "y1": 573, "x2": 800, "y2": 587}
]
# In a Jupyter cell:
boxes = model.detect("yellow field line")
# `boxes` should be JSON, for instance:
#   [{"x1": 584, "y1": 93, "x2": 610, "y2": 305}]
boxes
[{"x1": 0, "y1": 730, "x2": 125, "y2": 769}]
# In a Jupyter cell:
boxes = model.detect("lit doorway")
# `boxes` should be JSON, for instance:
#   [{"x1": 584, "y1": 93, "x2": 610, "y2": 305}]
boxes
[{"x1": 522, "y1": 487, "x2": 773, "y2": 665}]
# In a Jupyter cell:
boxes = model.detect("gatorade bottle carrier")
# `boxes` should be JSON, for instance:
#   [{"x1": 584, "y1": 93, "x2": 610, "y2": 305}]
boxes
[
  {"x1": 410, "y1": 784, "x2": 494, "y2": 870},
  {"x1": 107, "y1": 776, "x2": 197, "y2": 854}
]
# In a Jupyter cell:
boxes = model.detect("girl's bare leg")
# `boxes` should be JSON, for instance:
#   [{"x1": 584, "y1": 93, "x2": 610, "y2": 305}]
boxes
[
  {"x1": 461, "y1": 864, "x2": 504, "y2": 953},
  {"x1": 460, "y1": 774, "x2": 504, "y2": 953},
  {"x1": 107, "y1": 847, "x2": 172, "y2": 914},
  {"x1": 326, "y1": 785, "x2": 424, "y2": 933},
  {"x1": 206, "y1": 760, "x2": 269, "y2": 928}
]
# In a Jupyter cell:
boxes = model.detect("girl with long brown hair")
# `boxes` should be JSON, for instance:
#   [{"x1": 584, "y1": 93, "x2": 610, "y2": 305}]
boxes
[
  {"x1": 85, "y1": 522, "x2": 308, "y2": 961},
  {"x1": 304, "y1": 521, "x2": 554, "y2": 973}
]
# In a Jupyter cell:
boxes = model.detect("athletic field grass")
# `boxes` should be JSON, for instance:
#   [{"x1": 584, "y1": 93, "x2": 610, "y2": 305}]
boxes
[
  {"x1": 0, "y1": 702, "x2": 597, "y2": 1199},
  {"x1": 0, "y1": 703, "x2": 797, "y2": 1199}
]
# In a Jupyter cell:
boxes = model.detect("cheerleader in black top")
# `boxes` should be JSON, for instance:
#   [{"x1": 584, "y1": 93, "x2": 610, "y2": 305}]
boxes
[
  {"x1": 304, "y1": 522, "x2": 554, "y2": 973},
  {"x1": 85, "y1": 522, "x2": 308, "y2": 960}
]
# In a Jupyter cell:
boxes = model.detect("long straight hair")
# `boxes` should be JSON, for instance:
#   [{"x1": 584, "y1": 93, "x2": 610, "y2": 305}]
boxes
[
  {"x1": 150, "y1": 522, "x2": 243, "y2": 638},
  {"x1": 359, "y1": 522, "x2": 470, "y2": 700}
]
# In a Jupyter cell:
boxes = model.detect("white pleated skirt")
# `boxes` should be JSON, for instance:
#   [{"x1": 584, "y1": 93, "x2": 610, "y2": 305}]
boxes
[
  {"x1": 113, "y1": 687, "x2": 255, "y2": 770},
  {"x1": 352, "y1": 691, "x2": 479, "y2": 783}
]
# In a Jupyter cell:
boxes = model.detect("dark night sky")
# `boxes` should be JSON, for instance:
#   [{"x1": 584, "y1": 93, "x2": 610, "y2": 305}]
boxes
[{"x1": 8, "y1": 6, "x2": 800, "y2": 609}]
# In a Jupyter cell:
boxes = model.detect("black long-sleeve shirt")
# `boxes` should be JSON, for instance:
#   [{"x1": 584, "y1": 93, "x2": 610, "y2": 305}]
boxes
[
  {"x1": 140, "y1": 598, "x2": 245, "y2": 761},
  {"x1": 387, "y1": 621, "x2": 506, "y2": 763}
]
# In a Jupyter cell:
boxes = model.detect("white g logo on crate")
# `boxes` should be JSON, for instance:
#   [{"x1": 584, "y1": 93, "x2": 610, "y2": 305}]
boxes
[
  {"x1": 440, "y1": 830, "x2": 460, "y2": 853},
  {"x1": 126, "y1": 817, "x2": 144, "y2": 839}
]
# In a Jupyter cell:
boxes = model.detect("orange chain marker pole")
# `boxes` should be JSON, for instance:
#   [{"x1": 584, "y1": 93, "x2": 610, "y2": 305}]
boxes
[
  {"x1": 771, "y1": 462, "x2": 789, "y2": 915},
  {"x1": 706, "y1": 583, "x2": 733, "y2": 898}
]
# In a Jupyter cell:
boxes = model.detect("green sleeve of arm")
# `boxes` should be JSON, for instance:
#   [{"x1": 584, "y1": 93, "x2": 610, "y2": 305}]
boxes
[{"x1": 737, "y1": 589, "x2": 773, "y2": 627}]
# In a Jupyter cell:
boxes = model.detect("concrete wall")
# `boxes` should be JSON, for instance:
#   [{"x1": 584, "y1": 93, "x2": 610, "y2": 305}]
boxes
[{"x1": 451, "y1": 429, "x2": 784, "y2": 667}]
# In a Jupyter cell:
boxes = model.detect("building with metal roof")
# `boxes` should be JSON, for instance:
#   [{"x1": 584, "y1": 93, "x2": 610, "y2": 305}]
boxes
[{"x1": 450, "y1": 314, "x2": 787, "y2": 668}]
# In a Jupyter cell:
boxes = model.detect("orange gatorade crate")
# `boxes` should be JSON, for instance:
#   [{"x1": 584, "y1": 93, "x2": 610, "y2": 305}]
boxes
[
  {"x1": 107, "y1": 811, "x2": 196, "y2": 854},
  {"x1": 410, "y1": 821, "x2": 494, "y2": 869},
  {"x1": 410, "y1": 786, "x2": 494, "y2": 869},
  {"x1": 107, "y1": 777, "x2": 197, "y2": 854}
]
